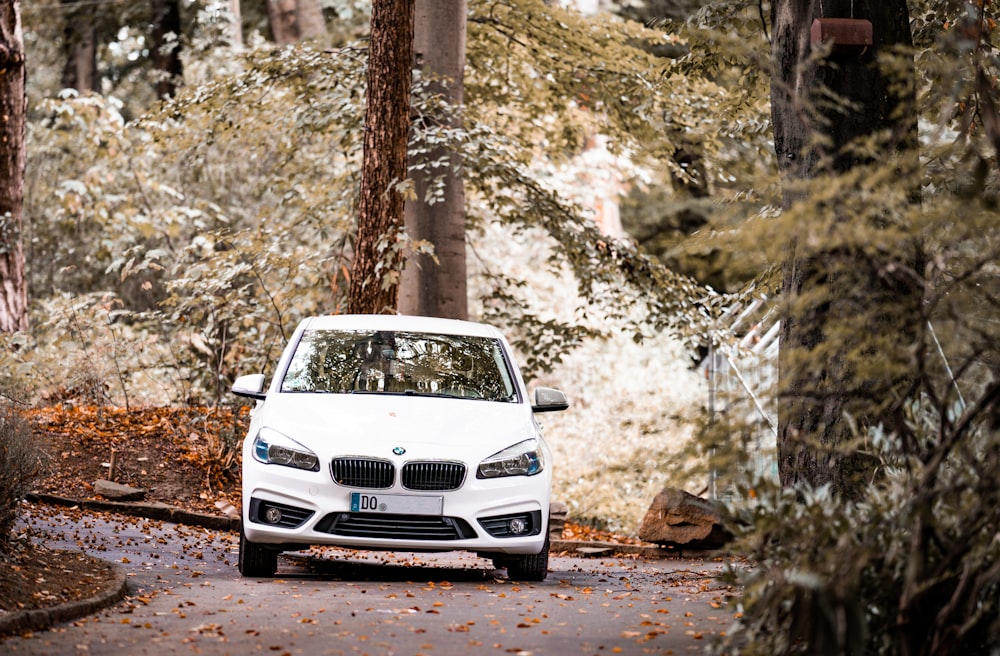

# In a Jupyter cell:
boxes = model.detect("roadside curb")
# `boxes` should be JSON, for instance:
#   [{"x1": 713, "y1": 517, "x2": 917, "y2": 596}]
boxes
[
  {"x1": 0, "y1": 560, "x2": 128, "y2": 639},
  {"x1": 25, "y1": 492, "x2": 241, "y2": 531}
]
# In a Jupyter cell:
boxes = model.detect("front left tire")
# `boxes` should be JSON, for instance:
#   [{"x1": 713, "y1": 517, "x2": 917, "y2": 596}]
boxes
[
  {"x1": 239, "y1": 526, "x2": 279, "y2": 577},
  {"x1": 499, "y1": 534, "x2": 550, "y2": 582}
]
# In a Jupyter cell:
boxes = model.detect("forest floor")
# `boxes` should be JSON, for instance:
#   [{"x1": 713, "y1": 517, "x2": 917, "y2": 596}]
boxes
[{"x1": 2, "y1": 405, "x2": 647, "y2": 623}]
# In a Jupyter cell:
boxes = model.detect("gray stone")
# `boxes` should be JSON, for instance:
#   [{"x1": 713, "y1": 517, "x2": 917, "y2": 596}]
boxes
[
  {"x1": 638, "y1": 487, "x2": 731, "y2": 550},
  {"x1": 548, "y1": 500, "x2": 569, "y2": 541},
  {"x1": 575, "y1": 546, "x2": 613, "y2": 557},
  {"x1": 93, "y1": 479, "x2": 146, "y2": 502}
]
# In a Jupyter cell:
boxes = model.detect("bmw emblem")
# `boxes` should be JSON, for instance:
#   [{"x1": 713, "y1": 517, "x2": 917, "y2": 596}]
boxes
[{"x1": 392, "y1": 446, "x2": 406, "y2": 456}]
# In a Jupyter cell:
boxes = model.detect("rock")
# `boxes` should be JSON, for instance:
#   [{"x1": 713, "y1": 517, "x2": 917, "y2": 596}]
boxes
[
  {"x1": 576, "y1": 546, "x2": 613, "y2": 557},
  {"x1": 93, "y1": 479, "x2": 146, "y2": 502},
  {"x1": 215, "y1": 500, "x2": 240, "y2": 518},
  {"x1": 638, "y1": 487, "x2": 731, "y2": 550},
  {"x1": 548, "y1": 500, "x2": 569, "y2": 541}
]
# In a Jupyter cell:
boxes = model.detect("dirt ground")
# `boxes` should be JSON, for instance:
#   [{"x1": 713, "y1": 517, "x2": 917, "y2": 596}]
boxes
[{"x1": 2, "y1": 405, "x2": 639, "y2": 624}]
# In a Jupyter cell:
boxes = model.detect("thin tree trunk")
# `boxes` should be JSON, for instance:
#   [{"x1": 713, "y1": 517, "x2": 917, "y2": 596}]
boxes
[
  {"x1": 266, "y1": 0, "x2": 326, "y2": 46},
  {"x1": 152, "y1": 0, "x2": 183, "y2": 99},
  {"x1": 348, "y1": 0, "x2": 415, "y2": 315},
  {"x1": 266, "y1": 0, "x2": 296, "y2": 44},
  {"x1": 0, "y1": 0, "x2": 27, "y2": 332},
  {"x1": 399, "y1": 0, "x2": 468, "y2": 320},
  {"x1": 294, "y1": 0, "x2": 326, "y2": 41},
  {"x1": 228, "y1": 0, "x2": 243, "y2": 51},
  {"x1": 59, "y1": 0, "x2": 98, "y2": 93}
]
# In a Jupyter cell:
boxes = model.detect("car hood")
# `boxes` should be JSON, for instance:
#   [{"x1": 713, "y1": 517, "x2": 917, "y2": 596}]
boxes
[{"x1": 250, "y1": 393, "x2": 540, "y2": 460}]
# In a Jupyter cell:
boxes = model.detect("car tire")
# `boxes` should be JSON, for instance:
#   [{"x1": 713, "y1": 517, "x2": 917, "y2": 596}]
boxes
[
  {"x1": 503, "y1": 534, "x2": 550, "y2": 582},
  {"x1": 239, "y1": 527, "x2": 279, "y2": 577}
]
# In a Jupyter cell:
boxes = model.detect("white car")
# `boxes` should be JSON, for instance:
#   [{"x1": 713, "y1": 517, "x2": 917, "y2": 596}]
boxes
[{"x1": 231, "y1": 314, "x2": 569, "y2": 580}]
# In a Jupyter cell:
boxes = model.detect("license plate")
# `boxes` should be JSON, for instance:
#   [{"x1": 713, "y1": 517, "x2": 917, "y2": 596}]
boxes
[{"x1": 350, "y1": 492, "x2": 443, "y2": 515}]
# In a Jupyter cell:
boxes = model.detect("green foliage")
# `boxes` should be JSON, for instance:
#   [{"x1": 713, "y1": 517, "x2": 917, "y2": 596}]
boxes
[
  {"x1": 710, "y1": 387, "x2": 1000, "y2": 655},
  {"x1": 19, "y1": 7, "x2": 735, "y2": 395}
]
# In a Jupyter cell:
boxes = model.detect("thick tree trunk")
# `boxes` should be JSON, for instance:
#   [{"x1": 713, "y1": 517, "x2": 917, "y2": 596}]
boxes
[
  {"x1": 0, "y1": 0, "x2": 27, "y2": 332},
  {"x1": 59, "y1": 0, "x2": 98, "y2": 93},
  {"x1": 771, "y1": 0, "x2": 918, "y2": 498},
  {"x1": 399, "y1": 0, "x2": 468, "y2": 320},
  {"x1": 266, "y1": 0, "x2": 326, "y2": 46},
  {"x1": 152, "y1": 0, "x2": 183, "y2": 99},
  {"x1": 348, "y1": 0, "x2": 415, "y2": 315}
]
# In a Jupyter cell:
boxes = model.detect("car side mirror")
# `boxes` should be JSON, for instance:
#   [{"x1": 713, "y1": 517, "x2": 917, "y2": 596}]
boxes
[
  {"x1": 232, "y1": 373, "x2": 267, "y2": 401},
  {"x1": 532, "y1": 387, "x2": 569, "y2": 413}
]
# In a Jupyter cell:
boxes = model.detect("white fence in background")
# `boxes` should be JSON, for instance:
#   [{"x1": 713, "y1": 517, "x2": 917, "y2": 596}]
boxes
[{"x1": 702, "y1": 295, "x2": 780, "y2": 500}]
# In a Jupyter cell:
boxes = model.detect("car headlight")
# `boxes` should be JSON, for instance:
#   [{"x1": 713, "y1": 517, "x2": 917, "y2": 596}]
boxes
[
  {"x1": 477, "y1": 439, "x2": 544, "y2": 478},
  {"x1": 252, "y1": 428, "x2": 320, "y2": 472}
]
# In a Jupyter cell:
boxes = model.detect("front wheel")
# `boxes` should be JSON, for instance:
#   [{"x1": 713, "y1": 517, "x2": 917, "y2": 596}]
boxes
[
  {"x1": 239, "y1": 527, "x2": 279, "y2": 577},
  {"x1": 504, "y1": 535, "x2": 550, "y2": 582}
]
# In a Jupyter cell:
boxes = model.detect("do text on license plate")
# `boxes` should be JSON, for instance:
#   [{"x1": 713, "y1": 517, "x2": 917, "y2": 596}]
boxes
[{"x1": 350, "y1": 492, "x2": 443, "y2": 515}]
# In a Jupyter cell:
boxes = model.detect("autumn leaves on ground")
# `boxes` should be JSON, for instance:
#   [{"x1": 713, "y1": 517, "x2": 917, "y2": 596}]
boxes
[
  {"x1": 29, "y1": 405, "x2": 248, "y2": 517},
  {"x1": 2, "y1": 404, "x2": 634, "y2": 618}
]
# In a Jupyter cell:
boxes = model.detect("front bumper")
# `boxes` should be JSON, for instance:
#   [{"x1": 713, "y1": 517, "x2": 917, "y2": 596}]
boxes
[{"x1": 242, "y1": 463, "x2": 551, "y2": 555}]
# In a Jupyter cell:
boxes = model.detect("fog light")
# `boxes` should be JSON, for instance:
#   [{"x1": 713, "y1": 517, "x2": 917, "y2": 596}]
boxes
[
  {"x1": 508, "y1": 517, "x2": 528, "y2": 535},
  {"x1": 264, "y1": 506, "x2": 283, "y2": 524}
]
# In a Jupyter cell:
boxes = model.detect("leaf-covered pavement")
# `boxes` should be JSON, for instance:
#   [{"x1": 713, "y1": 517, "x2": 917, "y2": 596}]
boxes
[{"x1": 6, "y1": 503, "x2": 740, "y2": 654}]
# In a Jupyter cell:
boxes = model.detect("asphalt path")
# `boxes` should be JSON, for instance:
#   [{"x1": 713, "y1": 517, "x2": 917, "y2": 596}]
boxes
[{"x1": 6, "y1": 505, "x2": 739, "y2": 655}]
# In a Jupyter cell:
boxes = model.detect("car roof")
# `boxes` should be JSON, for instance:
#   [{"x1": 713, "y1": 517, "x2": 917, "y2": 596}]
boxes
[{"x1": 298, "y1": 314, "x2": 506, "y2": 339}]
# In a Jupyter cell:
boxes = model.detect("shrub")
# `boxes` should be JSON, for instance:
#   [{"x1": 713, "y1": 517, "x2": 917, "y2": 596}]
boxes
[
  {"x1": 0, "y1": 402, "x2": 47, "y2": 552},
  {"x1": 704, "y1": 350, "x2": 1000, "y2": 655}
]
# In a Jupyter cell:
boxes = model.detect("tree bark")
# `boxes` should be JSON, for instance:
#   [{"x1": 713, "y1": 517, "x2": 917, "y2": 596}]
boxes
[
  {"x1": 771, "y1": 0, "x2": 918, "y2": 498},
  {"x1": 59, "y1": 0, "x2": 99, "y2": 93},
  {"x1": 0, "y1": 0, "x2": 27, "y2": 332},
  {"x1": 399, "y1": 0, "x2": 468, "y2": 320},
  {"x1": 348, "y1": 0, "x2": 415, "y2": 315},
  {"x1": 266, "y1": 0, "x2": 326, "y2": 46},
  {"x1": 228, "y1": 0, "x2": 243, "y2": 51},
  {"x1": 152, "y1": 0, "x2": 183, "y2": 99}
]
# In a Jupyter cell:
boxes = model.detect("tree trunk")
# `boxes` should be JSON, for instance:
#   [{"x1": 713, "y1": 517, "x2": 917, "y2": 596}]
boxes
[
  {"x1": 0, "y1": 0, "x2": 27, "y2": 332},
  {"x1": 152, "y1": 0, "x2": 183, "y2": 99},
  {"x1": 59, "y1": 0, "x2": 98, "y2": 93},
  {"x1": 348, "y1": 0, "x2": 415, "y2": 315},
  {"x1": 294, "y1": 0, "x2": 326, "y2": 41},
  {"x1": 398, "y1": 0, "x2": 468, "y2": 320},
  {"x1": 266, "y1": 0, "x2": 326, "y2": 46},
  {"x1": 228, "y1": 0, "x2": 243, "y2": 51},
  {"x1": 771, "y1": 0, "x2": 918, "y2": 498}
]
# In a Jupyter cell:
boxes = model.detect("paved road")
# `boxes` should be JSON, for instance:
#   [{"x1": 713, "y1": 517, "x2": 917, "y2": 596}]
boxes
[{"x1": 6, "y1": 505, "x2": 738, "y2": 655}]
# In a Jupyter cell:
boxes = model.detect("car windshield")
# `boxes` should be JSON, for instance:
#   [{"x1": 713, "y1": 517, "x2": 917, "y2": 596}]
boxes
[{"x1": 280, "y1": 329, "x2": 518, "y2": 402}]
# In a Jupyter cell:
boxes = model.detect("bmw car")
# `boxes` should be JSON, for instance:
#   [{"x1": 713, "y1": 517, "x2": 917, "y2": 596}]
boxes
[{"x1": 231, "y1": 314, "x2": 569, "y2": 580}]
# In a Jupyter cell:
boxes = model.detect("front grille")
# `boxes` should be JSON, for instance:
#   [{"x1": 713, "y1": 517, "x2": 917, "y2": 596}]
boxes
[
  {"x1": 314, "y1": 512, "x2": 478, "y2": 541},
  {"x1": 478, "y1": 511, "x2": 542, "y2": 538},
  {"x1": 331, "y1": 457, "x2": 395, "y2": 488},
  {"x1": 249, "y1": 498, "x2": 315, "y2": 529},
  {"x1": 402, "y1": 461, "x2": 467, "y2": 491}
]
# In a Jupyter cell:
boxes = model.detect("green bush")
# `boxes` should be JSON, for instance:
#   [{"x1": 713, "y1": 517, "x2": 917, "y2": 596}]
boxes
[{"x1": 0, "y1": 402, "x2": 47, "y2": 552}]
